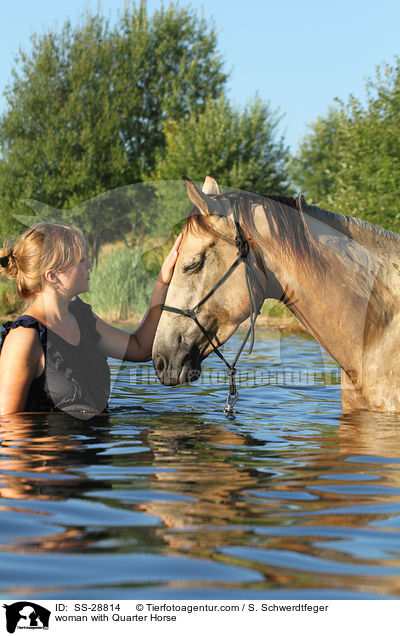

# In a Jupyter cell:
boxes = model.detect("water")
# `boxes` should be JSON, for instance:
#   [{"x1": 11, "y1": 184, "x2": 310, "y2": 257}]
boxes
[{"x1": 1, "y1": 329, "x2": 400, "y2": 600}]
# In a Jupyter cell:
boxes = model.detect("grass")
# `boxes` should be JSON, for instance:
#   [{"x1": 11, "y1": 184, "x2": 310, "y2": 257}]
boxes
[
  {"x1": 83, "y1": 245, "x2": 300, "y2": 326},
  {"x1": 258, "y1": 298, "x2": 301, "y2": 329},
  {"x1": 0, "y1": 279, "x2": 23, "y2": 318},
  {"x1": 260, "y1": 298, "x2": 293, "y2": 318},
  {"x1": 82, "y1": 245, "x2": 154, "y2": 321},
  {"x1": 0, "y1": 243, "x2": 300, "y2": 330}
]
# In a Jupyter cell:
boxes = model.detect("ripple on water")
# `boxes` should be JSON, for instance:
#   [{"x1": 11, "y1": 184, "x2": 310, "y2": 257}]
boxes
[{"x1": 1, "y1": 330, "x2": 400, "y2": 599}]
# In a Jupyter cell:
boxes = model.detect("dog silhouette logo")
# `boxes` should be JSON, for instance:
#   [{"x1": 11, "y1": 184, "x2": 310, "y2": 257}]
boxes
[{"x1": 3, "y1": 602, "x2": 50, "y2": 633}]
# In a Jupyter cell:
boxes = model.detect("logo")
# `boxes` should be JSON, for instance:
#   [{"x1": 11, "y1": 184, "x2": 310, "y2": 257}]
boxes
[{"x1": 3, "y1": 602, "x2": 50, "y2": 634}]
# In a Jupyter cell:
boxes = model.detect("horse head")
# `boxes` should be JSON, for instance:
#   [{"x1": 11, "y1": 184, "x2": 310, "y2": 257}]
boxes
[{"x1": 153, "y1": 176, "x2": 267, "y2": 385}]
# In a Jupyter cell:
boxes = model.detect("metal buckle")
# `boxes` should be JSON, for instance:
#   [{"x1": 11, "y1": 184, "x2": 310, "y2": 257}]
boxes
[{"x1": 224, "y1": 391, "x2": 239, "y2": 416}]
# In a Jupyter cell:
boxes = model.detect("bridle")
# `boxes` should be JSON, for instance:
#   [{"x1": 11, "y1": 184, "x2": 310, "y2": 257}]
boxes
[{"x1": 163, "y1": 201, "x2": 265, "y2": 415}]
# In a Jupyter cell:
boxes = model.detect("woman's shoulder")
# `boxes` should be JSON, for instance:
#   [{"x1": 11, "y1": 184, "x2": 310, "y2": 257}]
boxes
[
  {"x1": 1, "y1": 316, "x2": 44, "y2": 361},
  {"x1": 0, "y1": 317, "x2": 45, "y2": 413},
  {"x1": 70, "y1": 296, "x2": 101, "y2": 343},
  {"x1": 69, "y1": 295, "x2": 93, "y2": 318},
  {"x1": 2, "y1": 314, "x2": 47, "y2": 343}
]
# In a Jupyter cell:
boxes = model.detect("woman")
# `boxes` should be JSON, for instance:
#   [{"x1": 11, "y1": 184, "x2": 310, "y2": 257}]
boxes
[{"x1": 0, "y1": 222, "x2": 182, "y2": 417}]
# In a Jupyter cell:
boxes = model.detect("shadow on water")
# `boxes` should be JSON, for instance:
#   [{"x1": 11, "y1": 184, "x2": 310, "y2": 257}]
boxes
[{"x1": 1, "y1": 398, "x2": 400, "y2": 600}]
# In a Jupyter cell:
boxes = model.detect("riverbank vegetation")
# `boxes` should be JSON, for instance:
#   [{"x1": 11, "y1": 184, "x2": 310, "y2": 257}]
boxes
[
  {"x1": 0, "y1": 1, "x2": 290, "y2": 261},
  {"x1": 290, "y1": 59, "x2": 400, "y2": 232},
  {"x1": 1, "y1": 3, "x2": 400, "y2": 324},
  {"x1": 0, "y1": 238, "x2": 296, "y2": 327}
]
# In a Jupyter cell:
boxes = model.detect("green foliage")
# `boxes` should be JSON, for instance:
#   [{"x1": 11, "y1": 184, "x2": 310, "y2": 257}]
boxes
[
  {"x1": 0, "y1": 1, "x2": 228, "y2": 255},
  {"x1": 291, "y1": 59, "x2": 400, "y2": 232},
  {"x1": 0, "y1": 279, "x2": 23, "y2": 317},
  {"x1": 260, "y1": 299, "x2": 292, "y2": 319},
  {"x1": 82, "y1": 244, "x2": 153, "y2": 321},
  {"x1": 145, "y1": 97, "x2": 291, "y2": 238},
  {"x1": 115, "y1": 1, "x2": 227, "y2": 175},
  {"x1": 152, "y1": 96, "x2": 291, "y2": 194}
]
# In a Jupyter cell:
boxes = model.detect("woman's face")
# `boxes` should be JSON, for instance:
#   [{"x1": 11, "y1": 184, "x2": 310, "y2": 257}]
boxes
[{"x1": 55, "y1": 257, "x2": 92, "y2": 296}]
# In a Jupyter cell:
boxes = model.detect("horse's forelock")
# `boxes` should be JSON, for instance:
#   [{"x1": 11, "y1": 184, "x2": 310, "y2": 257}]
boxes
[
  {"x1": 183, "y1": 189, "x2": 395, "y2": 346},
  {"x1": 184, "y1": 191, "x2": 328, "y2": 277},
  {"x1": 184, "y1": 203, "x2": 233, "y2": 242}
]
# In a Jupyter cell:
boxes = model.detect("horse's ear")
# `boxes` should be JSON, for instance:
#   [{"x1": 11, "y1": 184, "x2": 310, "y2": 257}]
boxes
[
  {"x1": 183, "y1": 176, "x2": 224, "y2": 216},
  {"x1": 202, "y1": 175, "x2": 220, "y2": 195}
]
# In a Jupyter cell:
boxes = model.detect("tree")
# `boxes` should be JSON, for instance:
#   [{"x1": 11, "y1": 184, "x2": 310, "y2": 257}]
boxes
[
  {"x1": 291, "y1": 59, "x2": 400, "y2": 232},
  {"x1": 151, "y1": 95, "x2": 290, "y2": 195},
  {"x1": 114, "y1": 1, "x2": 227, "y2": 177},
  {"x1": 138, "y1": 96, "x2": 291, "y2": 243},
  {"x1": 0, "y1": 1, "x2": 228, "y2": 256},
  {"x1": 289, "y1": 108, "x2": 343, "y2": 202}
]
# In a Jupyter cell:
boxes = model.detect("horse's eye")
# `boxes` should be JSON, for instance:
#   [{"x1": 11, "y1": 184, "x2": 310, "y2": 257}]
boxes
[{"x1": 183, "y1": 253, "x2": 205, "y2": 273}]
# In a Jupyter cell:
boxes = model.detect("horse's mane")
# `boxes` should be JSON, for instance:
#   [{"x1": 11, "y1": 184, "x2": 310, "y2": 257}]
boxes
[
  {"x1": 303, "y1": 202, "x2": 400, "y2": 252},
  {"x1": 185, "y1": 190, "x2": 326, "y2": 276},
  {"x1": 185, "y1": 189, "x2": 400, "y2": 265},
  {"x1": 184, "y1": 190, "x2": 399, "y2": 328}
]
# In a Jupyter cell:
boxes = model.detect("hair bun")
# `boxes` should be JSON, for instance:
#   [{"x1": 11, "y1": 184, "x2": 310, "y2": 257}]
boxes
[{"x1": 0, "y1": 251, "x2": 13, "y2": 268}]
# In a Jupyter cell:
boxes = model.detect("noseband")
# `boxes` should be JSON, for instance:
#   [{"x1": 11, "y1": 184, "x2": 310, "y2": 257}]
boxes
[{"x1": 163, "y1": 202, "x2": 264, "y2": 416}]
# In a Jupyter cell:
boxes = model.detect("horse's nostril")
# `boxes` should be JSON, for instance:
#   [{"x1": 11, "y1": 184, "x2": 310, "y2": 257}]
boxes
[{"x1": 155, "y1": 355, "x2": 166, "y2": 373}]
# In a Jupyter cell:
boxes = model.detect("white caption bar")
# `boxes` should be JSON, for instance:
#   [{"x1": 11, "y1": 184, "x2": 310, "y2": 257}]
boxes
[{"x1": 1, "y1": 599, "x2": 399, "y2": 636}]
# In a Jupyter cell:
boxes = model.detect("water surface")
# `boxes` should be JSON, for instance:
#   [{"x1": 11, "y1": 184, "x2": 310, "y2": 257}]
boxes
[{"x1": 1, "y1": 329, "x2": 400, "y2": 599}]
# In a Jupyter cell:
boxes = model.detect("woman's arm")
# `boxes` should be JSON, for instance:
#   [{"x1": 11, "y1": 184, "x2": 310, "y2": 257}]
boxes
[
  {"x1": 96, "y1": 233, "x2": 183, "y2": 362},
  {"x1": 0, "y1": 327, "x2": 43, "y2": 415}
]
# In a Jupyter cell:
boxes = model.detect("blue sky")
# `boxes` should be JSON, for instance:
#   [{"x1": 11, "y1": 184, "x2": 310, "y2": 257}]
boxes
[{"x1": 1, "y1": 0, "x2": 400, "y2": 153}]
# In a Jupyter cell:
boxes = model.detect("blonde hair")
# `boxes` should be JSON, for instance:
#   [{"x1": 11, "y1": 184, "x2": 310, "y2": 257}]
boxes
[{"x1": 0, "y1": 223, "x2": 87, "y2": 299}]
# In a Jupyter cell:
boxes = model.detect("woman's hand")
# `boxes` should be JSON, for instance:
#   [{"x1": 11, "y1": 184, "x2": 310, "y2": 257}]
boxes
[
  {"x1": 97, "y1": 232, "x2": 183, "y2": 363},
  {"x1": 158, "y1": 232, "x2": 183, "y2": 285}
]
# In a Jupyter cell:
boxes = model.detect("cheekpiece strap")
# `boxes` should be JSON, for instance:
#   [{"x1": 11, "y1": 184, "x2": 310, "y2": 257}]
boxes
[{"x1": 234, "y1": 225, "x2": 249, "y2": 260}]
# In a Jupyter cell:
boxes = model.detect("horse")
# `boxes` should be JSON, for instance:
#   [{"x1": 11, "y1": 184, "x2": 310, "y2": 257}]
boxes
[{"x1": 152, "y1": 176, "x2": 400, "y2": 413}]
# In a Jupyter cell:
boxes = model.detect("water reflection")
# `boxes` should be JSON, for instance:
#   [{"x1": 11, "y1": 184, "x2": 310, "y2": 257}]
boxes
[
  {"x1": 0, "y1": 403, "x2": 400, "y2": 599},
  {"x1": 0, "y1": 414, "x2": 111, "y2": 498}
]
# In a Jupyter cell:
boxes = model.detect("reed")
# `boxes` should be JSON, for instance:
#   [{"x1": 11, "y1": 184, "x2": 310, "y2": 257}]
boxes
[
  {"x1": 83, "y1": 246, "x2": 153, "y2": 321},
  {"x1": 260, "y1": 298, "x2": 293, "y2": 319},
  {"x1": 0, "y1": 279, "x2": 23, "y2": 317},
  {"x1": 0, "y1": 243, "x2": 295, "y2": 326}
]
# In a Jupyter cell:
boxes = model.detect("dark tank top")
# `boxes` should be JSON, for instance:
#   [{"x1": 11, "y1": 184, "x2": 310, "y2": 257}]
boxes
[{"x1": 1, "y1": 297, "x2": 110, "y2": 418}]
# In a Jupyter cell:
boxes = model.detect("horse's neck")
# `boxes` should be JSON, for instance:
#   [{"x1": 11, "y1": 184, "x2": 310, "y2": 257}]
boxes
[{"x1": 254, "y1": 203, "x2": 389, "y2": 373}]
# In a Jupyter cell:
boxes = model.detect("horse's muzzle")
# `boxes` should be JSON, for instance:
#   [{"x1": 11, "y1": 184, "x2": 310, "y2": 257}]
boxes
[{"x1": 153, "y1": 345, "x2": 202, "y2": 386}]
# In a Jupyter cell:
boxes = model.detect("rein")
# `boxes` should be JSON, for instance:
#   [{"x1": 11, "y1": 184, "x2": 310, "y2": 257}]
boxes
[{"x1": 163, "y1": 202, "x2": 263, "y2": 416}]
